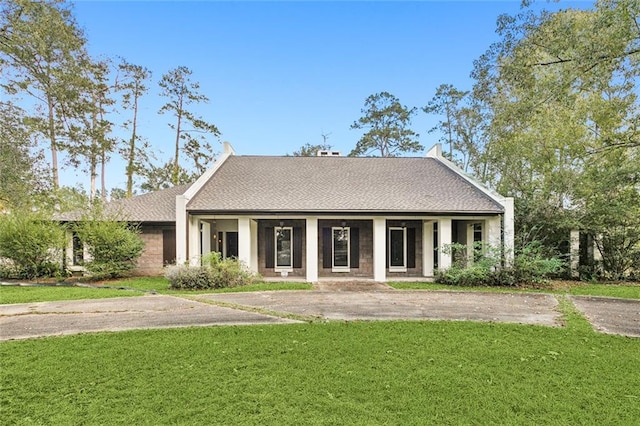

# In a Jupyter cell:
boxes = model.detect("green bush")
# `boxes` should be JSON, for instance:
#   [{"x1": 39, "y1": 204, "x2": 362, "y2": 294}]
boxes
[
  {"x1": 0, "y1": 212, "x2": 66, "y2": 279},
  {"x1": 72, "y1": 219, "x2": 145, "y2": 279},
  {"x1": 435, "y1": 242, "x2": 564, "y2": 288},
  {"x1": 165, "y1": 252, "x2": 259, "y2": 290}
]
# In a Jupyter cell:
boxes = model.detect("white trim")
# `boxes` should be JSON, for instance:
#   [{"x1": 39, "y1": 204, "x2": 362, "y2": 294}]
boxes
[
  {"x1": 176, "y1": 144, "x2": 235, "y2": 263},
  {"x1": 306, "y1": 217, "x2": 318, "y2": 282},
  {"x1": 274, "y1": 226, "x2": 294, "y2": 272},
  {"x1": 438, "y1": 218, "x2": 452, "y2": 270},
  {"x1": 423, "y1": 221, "x2": 434, "y2": 276},
  {"x1": 426, "y1": 143, "x2": 507, "y2": 206},
  {"x1": 237, "y1": 217, "x2": 251, "y2": 267},
  {"x1": 388, "y1": 227, "x2": 407, "y2": 272},
  {"x1": 331, "y1": 227, "x2": 350, "y2": 272},
  {"x1": 373, "y1": 218, "x2": 386, "y2": 282}
]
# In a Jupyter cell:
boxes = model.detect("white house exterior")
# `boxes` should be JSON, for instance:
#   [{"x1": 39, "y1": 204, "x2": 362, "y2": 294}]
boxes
[{"x1": 165, "y1": 143, "x2": 514, "y2": 283}]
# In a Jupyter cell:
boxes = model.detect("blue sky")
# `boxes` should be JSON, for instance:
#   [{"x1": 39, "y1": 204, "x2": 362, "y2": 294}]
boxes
[{"x1": 66, "y1": 0, "x2": 591, "y2": 192}]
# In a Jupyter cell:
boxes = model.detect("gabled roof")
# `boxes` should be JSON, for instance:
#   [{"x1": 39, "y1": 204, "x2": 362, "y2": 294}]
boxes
[{"x1": 186, "y1": 156, "x2": 504, "y2": 214}]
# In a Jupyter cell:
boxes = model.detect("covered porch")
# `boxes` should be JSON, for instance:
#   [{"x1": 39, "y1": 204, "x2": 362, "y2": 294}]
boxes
[{"x1": 176, "y1": 214, "x2": 512, "y2": 283}]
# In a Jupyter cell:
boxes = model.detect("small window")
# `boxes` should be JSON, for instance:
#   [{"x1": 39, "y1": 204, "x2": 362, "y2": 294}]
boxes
[
  {"x1": 332, "y1": 227, "x2": 350, "y2": 272},
  {"x1": 275, "y1": 227, "x2": 293, "y2": 270},
  {"x1": 389, "y1": 227, "x2": 407, "y2": 272}
]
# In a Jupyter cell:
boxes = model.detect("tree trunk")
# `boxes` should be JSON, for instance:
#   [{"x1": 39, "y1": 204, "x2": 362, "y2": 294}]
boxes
[
  {"x1": 126, "y1": 90, "x2": 139, "y2": 198},
  {"x1": 47, "y1": 94, "x2": 59, "y2": 190},
  {"x1": 172, "y1": 95, "x2": 183, "y2": 185}
]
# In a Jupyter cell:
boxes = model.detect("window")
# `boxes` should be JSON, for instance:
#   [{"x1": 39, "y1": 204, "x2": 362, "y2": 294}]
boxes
[
  {"x1": 332, "y1": 227, "x2": 350, "y2": 272},
  {"x1": 389, "y1": 227, "x2": 407, "y2": 271},
  {"x1": 72, "y1": 233, "x2": 84, "y2": 265},
  {"x1": 275, "y1": 227, "x2": 293, "y2": 270}
]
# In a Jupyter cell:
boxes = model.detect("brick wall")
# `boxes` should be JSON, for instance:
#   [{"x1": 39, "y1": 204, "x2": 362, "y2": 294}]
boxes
[{"x1": 133, "y1": 224, "x2": 173, "y2": 276}]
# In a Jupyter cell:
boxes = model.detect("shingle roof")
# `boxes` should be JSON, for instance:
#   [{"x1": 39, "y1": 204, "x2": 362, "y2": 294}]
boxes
[
  {"x1": 55, "y1": 183, "x2": 192, "y2": 222},
  {"x1": 108, "y1": 183, "x2": 193, "y2": 221},
  {"x1": 186, "y1": 156, "x2": 503, "y2": 214}
]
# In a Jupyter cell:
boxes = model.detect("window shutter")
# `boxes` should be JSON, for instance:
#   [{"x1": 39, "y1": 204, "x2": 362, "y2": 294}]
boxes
[
  {"x1": 322, "y1": 227, "x2": 332, "y2": 269},
  {"x1": 265, "y1": 227, "x2": 274, "y2": 268},
  {"x1": 407, "y1": 227, "x2": 416, "y2": 268},
  {"x1": 350, "y1": 227, "x2": 359, "y2": 268},
  {"x1": 293, "y1": 227, "x2": 302, "y2": 268}
]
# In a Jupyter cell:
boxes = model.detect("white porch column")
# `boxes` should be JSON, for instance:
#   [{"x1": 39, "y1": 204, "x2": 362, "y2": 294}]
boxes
[
  {"x1": 306, "y1": 217, "x2": 318, "y2": 283},
  {"x1": 486, "y1": 217, "x2": 501, "y2": 248},
  {"x1": 373, "y1": 217, "x2": 386, "y2": 282},
  {"x1": 250, "y1": 219, "x2": 258, "y2": 273},
  {"x1": 423, "y1": 221, "x2": 434, "y2": 276},
  {"x1": 188, "y1": 216, "x2": 200, "y2": 266},
  {"x1": 201, "y1": 222, "x2": 211, "y2": 255},
  {"x1": 503, "y1": 197, "x2": 515, "y2": 266},
  {"x1": 237, "y1": 217, "x2": 251, "y2": 268},
  {"x1": 175, "y1": 195, "x2": 188, "y2": 264},
  {"x1": 570, "y1": 229, "x2": 580, "y2": 278},
  {"x1": 438, "y1": 218, "x2": 452, "y2": 270}
]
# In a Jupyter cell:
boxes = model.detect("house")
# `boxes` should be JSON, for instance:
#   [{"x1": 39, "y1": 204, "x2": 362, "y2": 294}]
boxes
[{"x1": 76, "y1": 143, "x2": 514, "y2": 282}]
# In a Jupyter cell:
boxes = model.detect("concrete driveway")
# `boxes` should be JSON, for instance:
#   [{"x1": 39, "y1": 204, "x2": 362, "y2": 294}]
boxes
[
  {"x1": 0, "y1": 295, "x2": 300, "y2": 341},
  {"x1": 0, "y1": 290, "x2": 638, "y2": 341}
]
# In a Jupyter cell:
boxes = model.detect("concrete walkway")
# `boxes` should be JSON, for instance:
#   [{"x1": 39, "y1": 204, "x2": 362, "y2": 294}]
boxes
[{"x1": 0, "y1": 290, "x2": 638, "y2": 341}]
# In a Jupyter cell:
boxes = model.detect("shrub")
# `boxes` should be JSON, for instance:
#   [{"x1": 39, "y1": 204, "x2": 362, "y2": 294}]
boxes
[
  {"x1": 435, "y1": 242, "x2": 564, "y2": 288},
  {"x1": 165, "y1": 252, "x2": 259, "y2": 290},
  {"x1": 0, "y1": 211, "x2": 66, "y2": 279},
  {"x1": 73, "y1": 219, "x2": 145, "y2": 279}
]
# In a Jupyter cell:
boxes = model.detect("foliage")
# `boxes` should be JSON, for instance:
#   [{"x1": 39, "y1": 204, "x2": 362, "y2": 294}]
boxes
[
  {"x1": 0, "y1": 0, "x2": 88, "y2": 190},
  {"x1": 462, "y1": 0, "x2": 640, "y2": 278},
  {"x1": 66, "y1": 58, "x2": 117, "y2": 202},
  {"x1": 423, "y1": 84, "x2": 487, "y2": 173},
  {"x1": 291, "y1": 142, "x2": 332, "y2": 157},
  {"x1": 117, "y1": 59, "x2": 152, "y2": 198},
  {"x1": 165, "y1": 252, "x2": 258, "y2": 290},
  {"x1": 0, "y1": 211, "x2": 66, "y2": 279},
  {"x1": 0, "y1": 101, "x2": 48, "y2": 210},
  {"x1": 72, "y1": 211, "x2": 145, "y2": 279},
  {"x1": 158, "y1": 66, "x2": 220, "y2": 186},
  {"x1": 435, "y1": 242, "x2": 564, "y2": 287},
  {"x1": 350, "y1": 91, "x2": 423, "y2": 157}
]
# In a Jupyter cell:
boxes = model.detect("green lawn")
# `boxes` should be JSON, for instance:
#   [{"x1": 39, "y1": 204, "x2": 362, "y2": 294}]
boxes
[
  {"x1": 389, "y1": 281, "x2": 640, "y2": 300},
  {"x1": 2, "y1": 277, "x2": 638, "y2": 305},
  {"x1": 1, "y1": 319, "x2": 639, "y2": 425},
  {"x1": 0, "y1": 277, "x2": 312, "y2": 304}
]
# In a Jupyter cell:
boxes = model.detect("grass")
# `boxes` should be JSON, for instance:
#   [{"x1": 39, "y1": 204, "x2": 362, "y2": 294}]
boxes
[
  {"x1": 2, "y1": 276, "x2": 638, "y2": 305},
  {"x1": 1, "y1": 320, "x2": 639, "y2": 425},
  {"x1": 0, "y1": 277, "x2": 312, "y2": 304},
  {"x1": 389, "y1": 281, "x2": 640, "y2": 300}
]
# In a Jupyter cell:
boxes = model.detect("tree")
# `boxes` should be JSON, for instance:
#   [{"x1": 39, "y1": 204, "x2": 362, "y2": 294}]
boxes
[
  {"x1": 350, "y1": 92, "x2": 422, "y2": 157},
  {"x1": 158, "y1": 66, "x2": 220, "y2": 185},
  {"x1": 0, "y1": 0, "x2": 88, "y2": 190},
  {"x1": 423, "y1": 84, "x2": 487, "y2": 173},
  {"x1": 291, "y1": 133, "x2": 333, "y2": 156},
  {"x1": 423, "y1": 84, "x2": 467, "y2": 161},
  {"x1": 0, "y1": 101, "x2": 47, "y2": 210},
  {"x1": 470, "y1": 0, "x2": 640, "y2": 276},
  {"x1": 117, "y1": 59, "x2": 152, "y2": 198},
  {"x1": 66, "y1": 58, "x2": 116, "y2": 202}
]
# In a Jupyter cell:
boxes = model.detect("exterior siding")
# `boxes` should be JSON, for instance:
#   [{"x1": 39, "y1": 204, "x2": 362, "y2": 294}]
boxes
[{"x1": 134, "y1": 224, "x2": 175, "y2": 276}]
